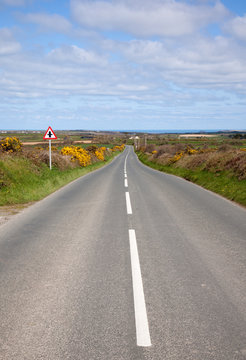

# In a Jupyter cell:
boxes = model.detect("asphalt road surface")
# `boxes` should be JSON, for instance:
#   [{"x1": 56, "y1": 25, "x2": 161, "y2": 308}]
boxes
[{"x1": 0, "y1": 146, "x2": 246, "y2": 360}]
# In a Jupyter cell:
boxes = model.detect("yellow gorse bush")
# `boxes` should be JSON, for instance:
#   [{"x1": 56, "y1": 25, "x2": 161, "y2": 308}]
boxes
[
  {"x1": 112, "y1": 144, "x2": 125, "y2": 152},
  {"x1": 186, "y1": 146, "x2": 198, "y2": 155},
  {"x1": 169, "y1": 151, "x2": 183, "y2": 163},
  {"x1": 61, "y1": 144, "x2": 125, "y2": 167},
  {"x1": 0, "y1": 137, "x2": 22, "y2": 152},
  {"x1": 95, "y1": 148, "x2": 105, "y2": 161},
  {"x1": 169, "y1": 145, "x2": 212, "y2": 163},
  {"x1": 61, "y1": 146, "x2": 91, "y2": 167}
]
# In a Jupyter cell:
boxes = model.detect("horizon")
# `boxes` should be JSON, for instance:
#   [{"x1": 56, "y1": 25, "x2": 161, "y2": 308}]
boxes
[{"x1": 1, "y1": 128, "x2": 246, "y2": 134}]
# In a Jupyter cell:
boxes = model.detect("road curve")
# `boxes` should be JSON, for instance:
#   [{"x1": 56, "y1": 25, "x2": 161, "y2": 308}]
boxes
[{"x1": 0, "y1": 146, "x2": 246, "y2": 359}]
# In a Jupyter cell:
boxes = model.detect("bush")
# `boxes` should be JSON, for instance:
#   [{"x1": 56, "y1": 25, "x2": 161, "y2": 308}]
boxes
[
  {"x1": 86, "y1": 145, "x2": 98, "y2": 154},
  {"x1": 24, "y1": 149, "x2": 75, "y2": 170},
  {"x1": 218, "y1": 144, "x2": 232, "y2": 152},
  {"x1": 145, "y1": 144, "x2": 155, "y2": 153},
  {"x1": 139, "y1": 140, "x2": 246, "y2": 180},
  {"x1": 95, "y1": 147, "x2": 105, "y2": 161},
  {"x1": 112, "y1": 144, "x2": 125, "y2": 152},
  {"x1": 61, "y1": 146, "x2": 91, "y2": 167},
  {"x1": 0, "y1": 137, "x2": 22, "y2": 153}
]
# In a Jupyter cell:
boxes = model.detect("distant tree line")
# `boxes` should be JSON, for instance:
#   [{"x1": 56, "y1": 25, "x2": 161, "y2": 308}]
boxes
[{"x1": 229, "y1": 133, "x2": 246, "y2": 139}]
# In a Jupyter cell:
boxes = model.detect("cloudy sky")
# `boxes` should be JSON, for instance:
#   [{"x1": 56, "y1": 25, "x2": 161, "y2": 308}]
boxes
[{"x1": 0, "y1": 0, "x2": 246, "y2": 130}]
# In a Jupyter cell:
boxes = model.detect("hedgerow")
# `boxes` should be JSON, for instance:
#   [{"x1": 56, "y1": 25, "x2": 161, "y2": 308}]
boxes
[{"x1": 140, "y1": 143, "x2": 246, "y2": 180}]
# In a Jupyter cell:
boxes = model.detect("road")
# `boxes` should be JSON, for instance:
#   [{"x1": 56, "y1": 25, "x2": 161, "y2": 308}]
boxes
[{"x1": 0, "y1": 146, "x2": 246, "y2": 359}]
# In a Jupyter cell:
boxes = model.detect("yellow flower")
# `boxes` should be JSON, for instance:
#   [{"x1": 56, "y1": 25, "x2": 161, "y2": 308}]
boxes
[
  {"x1": 61, "y1": 146, "x2": 91, "y2": 166},
  {"x1": 0, "y1": 136, "x2": 22, "y2": 152},
  {"x1": 95, "y1": 148, "x2": 105, "y2": 161}
]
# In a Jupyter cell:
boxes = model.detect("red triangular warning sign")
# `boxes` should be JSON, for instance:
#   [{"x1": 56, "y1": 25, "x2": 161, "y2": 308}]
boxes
[{"x1": 43, "y1": 126, "x2": 57, "y2": 140}]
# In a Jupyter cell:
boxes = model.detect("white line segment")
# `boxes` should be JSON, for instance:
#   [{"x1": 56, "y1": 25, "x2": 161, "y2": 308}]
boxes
[
  {"x1": 125, "y1": 192, "x2": 132, "y2": 214},
  {"x1": 125, "y1": 179, "x2": 128, "y2": 187},
  {"x1": 125, "y1": 173, "x2": 127, "y2": 178},
  {"x1": 124, "y1": 152, "x2": 129, "y2": 173},
  {"x1": 129, "y1": 229, "x2": 152, "y2": 347}
]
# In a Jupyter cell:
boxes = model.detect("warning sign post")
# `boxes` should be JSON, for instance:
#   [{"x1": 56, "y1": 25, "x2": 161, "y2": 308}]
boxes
[{"x1": 43, "y1": 126, "x2": 57, "y2": 170}]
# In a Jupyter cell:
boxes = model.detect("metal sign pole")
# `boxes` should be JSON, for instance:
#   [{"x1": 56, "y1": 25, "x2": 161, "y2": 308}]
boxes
[
  {"x1": 49, "y1": 139, "x2": 52, "y2": 170},
  {"x1": 43, "y1": 127, "x2": 57, "y2": 169}
]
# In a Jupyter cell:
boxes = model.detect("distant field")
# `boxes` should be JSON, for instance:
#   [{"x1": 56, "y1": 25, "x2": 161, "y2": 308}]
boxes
[
  {"x1": 0, "y1": 131, "x2": 90, "y2": 143},
  {"x1": 0, "y1": 131, "x2": 130, "y2": 153}
]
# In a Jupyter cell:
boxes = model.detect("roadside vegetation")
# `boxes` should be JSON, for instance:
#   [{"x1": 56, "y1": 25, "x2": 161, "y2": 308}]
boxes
[
  {"x1": 136, "y1": 137, "x2": 246, "y2": 207},
  {"x1": 0, "y1": 137, "x2": 125, "y2": 206}
]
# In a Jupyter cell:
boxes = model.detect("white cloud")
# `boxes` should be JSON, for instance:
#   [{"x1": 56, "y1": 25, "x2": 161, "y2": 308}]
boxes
[
  {"x1": 224, "y1": 15, "x2": 246, "y2": 41},
  {"x1": 117, "y1": 35, "x2": 246, "y2": 90},
  {"x1": 19, "y1": 12, "x2": 72, "y2": 33},
  {"x1": 47, "y1": 45, "x2": 107, "y2": 66},
  {"x1": 1, "y1": 30, "x2": 246, "y2": 105},
  {"x1": 1, "y1": 0, "x2": 246, "y2": 129},
  {"x1": 71, "y1": 0, "x2": 228, "y2": 37},
  {"x1": 0, "y1": 28, "x2": 21, "y2": 55}
]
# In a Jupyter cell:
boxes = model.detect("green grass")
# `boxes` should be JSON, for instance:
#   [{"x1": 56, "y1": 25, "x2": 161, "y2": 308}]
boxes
[
  {"x1": 0, "y1": 152, "x2": 120, "y2": 206},
  {"x1": 137, "y1": 152, "x2": 246, "y2": 207},
  {"x1": 145, "y1": 136, "x2": 246, "y2": 149}
]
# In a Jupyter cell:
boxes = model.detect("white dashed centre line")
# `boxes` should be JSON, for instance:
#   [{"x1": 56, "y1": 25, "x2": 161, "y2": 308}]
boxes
[
  {"x1": 124, "y1": 151, "x2": 151, "y2": 346},
  {"x1": 124, "y1": 152, "x2": 129, "y2": 173},
  {"x1": 129, "y1": 229, "x2": 152, "y2": 347},
  {"x1": 125, "y1": 192, "x2": 132, "y2": 214}
]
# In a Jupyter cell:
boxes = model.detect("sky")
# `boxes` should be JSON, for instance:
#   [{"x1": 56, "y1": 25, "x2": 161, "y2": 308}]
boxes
[{"x1": 0, "y1": 0, "x2": 246, "y2": 130}]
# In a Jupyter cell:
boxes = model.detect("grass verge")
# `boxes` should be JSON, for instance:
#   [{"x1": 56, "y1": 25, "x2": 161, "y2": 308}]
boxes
[
  {"x1": 137, "y1": 152, "x2": 246, "y2": 207},
  {"x1": 0, "y1": 152, "x2": 120, "y2": 206}
]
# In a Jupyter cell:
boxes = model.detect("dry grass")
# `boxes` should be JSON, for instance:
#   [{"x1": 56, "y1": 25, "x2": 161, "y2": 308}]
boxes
[
  {"x1": 23, "y1": 149, "x2": 77, "y2": 170},
  {"x1": 141, "y1": 144, "x2": 246, "y2": 180}
]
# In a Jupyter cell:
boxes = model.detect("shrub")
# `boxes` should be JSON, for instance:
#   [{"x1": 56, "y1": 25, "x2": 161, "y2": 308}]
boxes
[
  {"x1": 87, "y1": 145, "x2": 98, "y2": 154},
  {"x1": 61, "y1": 146, "x2": 91, "y2": 167},
  {"x1": 112, "y1": 144, "x2": 125, "y2": 152},
  {"x1": 169, "y1": 151, "x2": 184, "y2": 164},
  {"x1": 23, "y1": 149, "x2": 75, "y2": 170},
  {"x1": 218, "y1": 144, "x2": 232, "y2": 152},
  {"x1": 225, "y1": 152, "x2": 246, "y2": 180},
  {"x1": 145, "y1": 144, "x2": 155, "y2": 153},
  {"x1": 178, "y1": 153, "x2": 207, "y2": 169},
  {"x1": 95, "y1": 147, "x2": 105, "y2": 161},
  {"x1": 156, "y1": 148, "x2": 166, "y2": 157},
  {"x1": 0, "y1": 137, "x2": 22, "y2": 153}
]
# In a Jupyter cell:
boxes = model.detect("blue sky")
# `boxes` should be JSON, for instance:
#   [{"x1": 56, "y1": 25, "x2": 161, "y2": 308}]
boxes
[{"x1": 0, "y1": 0, "x2": 246, "y2": 130}]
